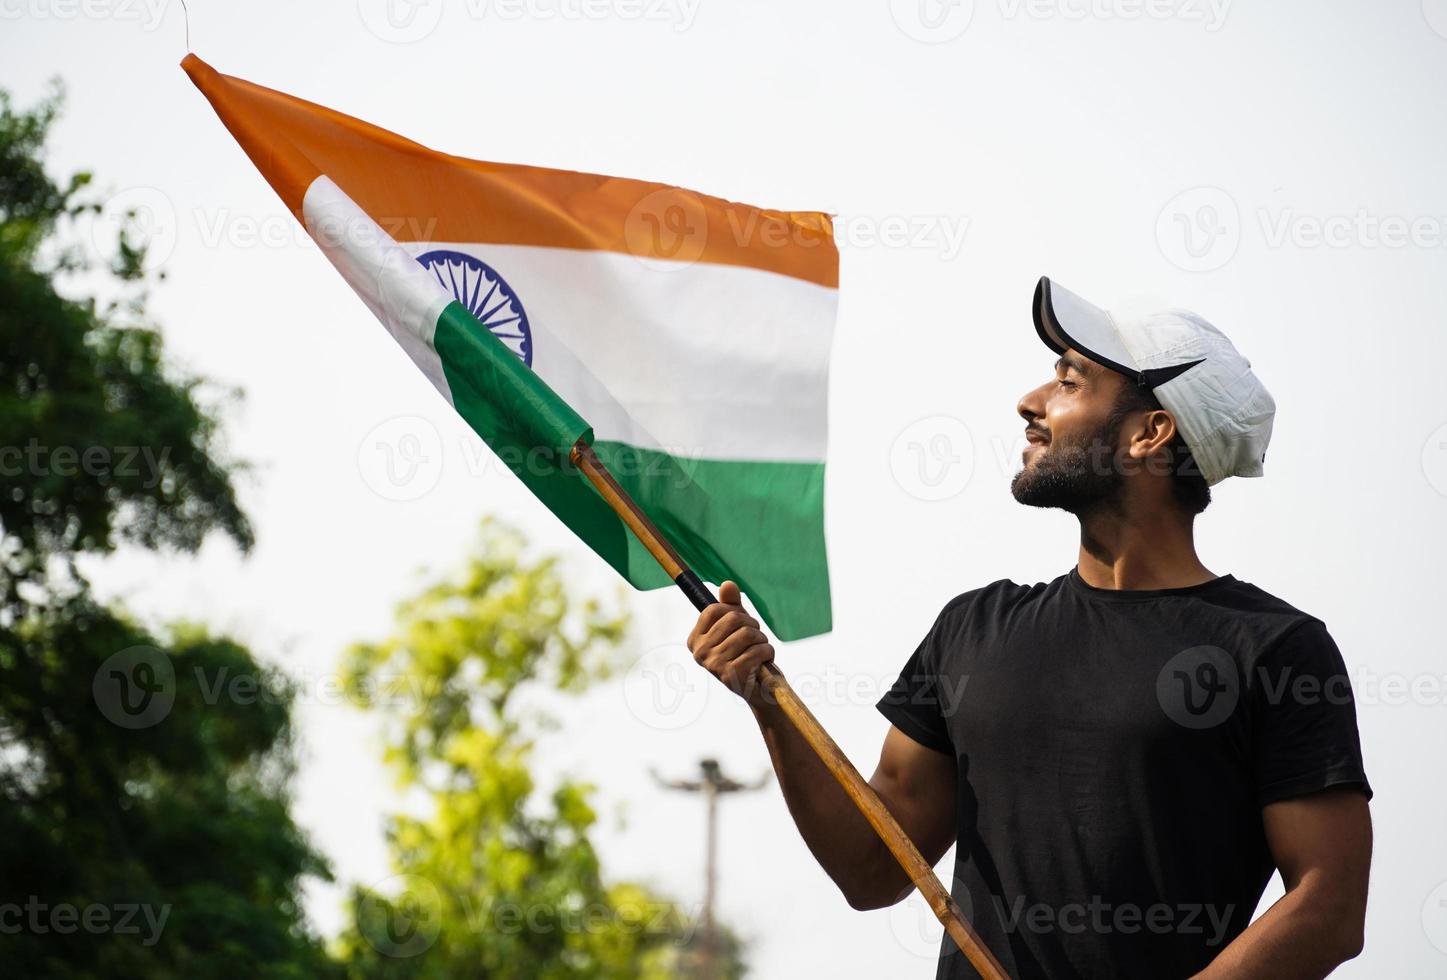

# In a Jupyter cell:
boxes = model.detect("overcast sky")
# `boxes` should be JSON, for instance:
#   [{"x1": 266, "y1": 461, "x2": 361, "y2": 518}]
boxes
[{"x1": 6, "y1": 0, "x2": 1447, "y2": 976}]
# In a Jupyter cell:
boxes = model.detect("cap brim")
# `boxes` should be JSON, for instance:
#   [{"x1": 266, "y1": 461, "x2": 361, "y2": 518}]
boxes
[{"x1": 1033, "y1": 277, "x2": 1141, "y2": 379}]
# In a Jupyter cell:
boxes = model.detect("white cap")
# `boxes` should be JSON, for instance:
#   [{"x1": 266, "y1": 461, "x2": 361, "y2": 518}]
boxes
[{"x1": 1032, "y1": 277, "x2": 1276, "y2": 487}]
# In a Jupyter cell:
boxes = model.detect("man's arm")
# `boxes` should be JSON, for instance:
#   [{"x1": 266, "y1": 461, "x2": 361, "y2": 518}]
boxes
[
  {"x1": 1193, "y1": 788, "x2": 1372, "y2": 979},
  {"x1": 688, "y1": 581, "x2": 957, "y2": 910}
]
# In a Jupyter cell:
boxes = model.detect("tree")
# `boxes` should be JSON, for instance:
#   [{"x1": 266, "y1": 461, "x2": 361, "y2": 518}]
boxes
[
  {"x1": 0, "y1": 604, "x2": 340, "y2": 978},
  {"x1": 0, "y1": 82, "x2": 250, "y2": 608},
  {"x1": 0, "y1": 84, "x2": 333, "y2": 977},
  {"x1": 335, "y1": 520, "x2": 745, "y2": 979}
]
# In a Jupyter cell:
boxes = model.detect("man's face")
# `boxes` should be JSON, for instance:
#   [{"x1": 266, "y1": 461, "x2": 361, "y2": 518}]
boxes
[{"x1": 1011, "y1": 347, "x2": 1133, "y2": 513}]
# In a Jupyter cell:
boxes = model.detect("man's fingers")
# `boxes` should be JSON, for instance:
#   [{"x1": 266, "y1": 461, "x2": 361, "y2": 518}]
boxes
[
  {"x1": 686, "y1": 580, "x2": 774, "y2": 702},
  {"x1": 700, "y1": 609, "x2": 761, "y2": 655},
  {"x1": 720, "y1": 643, "x2": 775, "y2": 695},
  {"x1": 686, "y1": 582, "x2": 754, "y2": 655},
  {"x1": 702, "y1": 625, "x2": 769, "y2": 672},
  {"x1": 687, "y1": 600, "x2": 741, "y2": 652}
]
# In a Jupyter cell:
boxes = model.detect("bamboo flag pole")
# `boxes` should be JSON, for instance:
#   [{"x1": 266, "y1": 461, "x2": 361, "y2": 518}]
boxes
[{"x1": 569, "y1": 441, "x2": 1009, "y2": 980}]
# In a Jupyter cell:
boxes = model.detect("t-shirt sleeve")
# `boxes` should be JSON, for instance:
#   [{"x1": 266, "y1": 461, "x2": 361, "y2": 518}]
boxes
[
  {"x1": 1249, "y1": 618, "x2": 1373, "y2": 806},
  {"x1": 875, "y1": 602, "x2": 960, "y2": 756}
]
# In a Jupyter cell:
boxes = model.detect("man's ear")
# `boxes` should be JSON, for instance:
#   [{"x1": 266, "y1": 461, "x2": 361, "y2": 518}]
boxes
[{"x1": 1129, "y1": 408, "x2": 1178, "y2": 460}]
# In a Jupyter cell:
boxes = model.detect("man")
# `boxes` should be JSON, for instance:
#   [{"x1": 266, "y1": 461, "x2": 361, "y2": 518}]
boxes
[{"x1": 686, "y1": 278, "x2": 1373, "y2": 979}]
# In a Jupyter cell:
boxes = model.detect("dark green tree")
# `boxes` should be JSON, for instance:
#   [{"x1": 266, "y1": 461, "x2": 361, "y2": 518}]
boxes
[
  {"x1": 0, "y1": 84, "x2": 334, "y2": 977},
  {"x1": 0, "y1": 82, "x2": 250, "y2": 604}
]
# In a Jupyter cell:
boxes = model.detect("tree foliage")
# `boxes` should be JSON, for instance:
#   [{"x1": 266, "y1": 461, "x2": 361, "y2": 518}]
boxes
[
  {"x1": 0, "y1": 84, "x2": 329, "y2": 977},
  {"x1": 335, "y1": 521, "x2": 733, "y2": 979},
  {"x1": 0, "y1": 83, "x2": 250, "y2": 604},
  {"x1": 0, "y1": 602, "x2": 339, "y2": 978}
]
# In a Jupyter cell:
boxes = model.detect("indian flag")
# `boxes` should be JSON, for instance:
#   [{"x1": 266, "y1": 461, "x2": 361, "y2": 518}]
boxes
[{"x1": 183, "y1": 55, "x2": 836, "y2": 640}]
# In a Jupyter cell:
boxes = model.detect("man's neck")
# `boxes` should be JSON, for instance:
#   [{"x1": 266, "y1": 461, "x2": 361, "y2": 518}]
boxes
[{"x1": 1074, "y1": 496, "x2": 1215, "y2": 591}]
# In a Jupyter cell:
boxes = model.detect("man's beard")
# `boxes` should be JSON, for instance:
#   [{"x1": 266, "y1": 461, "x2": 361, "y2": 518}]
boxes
[{"x1": 1010, "y1": 415, "x2": 1126, "y2": 514}]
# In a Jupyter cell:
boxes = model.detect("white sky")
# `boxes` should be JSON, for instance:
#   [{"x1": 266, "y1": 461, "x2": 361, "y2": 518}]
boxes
[{"x1": 5, "y1": 0, "x2": 1447, "y2": 976}]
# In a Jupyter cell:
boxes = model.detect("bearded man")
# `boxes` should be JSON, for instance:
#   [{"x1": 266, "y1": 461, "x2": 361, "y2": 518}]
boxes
[{"x1": 687, "y1": 278, "x2": 1372, "y2": 979}]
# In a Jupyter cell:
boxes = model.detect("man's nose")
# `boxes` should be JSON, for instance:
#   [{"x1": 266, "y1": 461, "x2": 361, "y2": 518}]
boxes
[{"x1": 1017, "y1": 380, "x2": 1048, "y2": 423}]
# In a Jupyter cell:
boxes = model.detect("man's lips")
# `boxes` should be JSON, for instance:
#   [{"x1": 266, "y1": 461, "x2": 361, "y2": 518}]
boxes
[{"x1": 1024, "y1": 430, "x2": 1049, "y2": 446}]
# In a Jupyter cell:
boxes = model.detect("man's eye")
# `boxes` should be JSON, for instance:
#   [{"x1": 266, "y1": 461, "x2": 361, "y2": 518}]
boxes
[{"x1": 1057, "y1": 378, "x2": 1077, "y2": 388}]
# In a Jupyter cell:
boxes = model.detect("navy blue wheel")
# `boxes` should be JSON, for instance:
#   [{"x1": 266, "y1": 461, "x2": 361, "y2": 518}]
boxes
[{"x1": 416, "y1": 249, "x2": 533, "y2": 367}]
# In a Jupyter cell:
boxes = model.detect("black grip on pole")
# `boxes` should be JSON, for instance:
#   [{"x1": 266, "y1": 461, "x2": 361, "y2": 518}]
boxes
[{"x1": 673, "y1": 569, "x2": 717, "y2": 611}]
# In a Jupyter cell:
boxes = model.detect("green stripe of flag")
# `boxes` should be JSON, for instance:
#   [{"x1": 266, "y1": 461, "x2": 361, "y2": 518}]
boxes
[
  {"x1": 433, "y1": 301, "x2": 593, "y2": 456},
  {"x1": 433, "y1": 300, "x2": 831, "y2": 640}
]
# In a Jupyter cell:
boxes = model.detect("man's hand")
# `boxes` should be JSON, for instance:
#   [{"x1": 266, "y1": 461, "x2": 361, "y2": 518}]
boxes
[
  {"x1": 687, "y1": 580, "x2": 776, "y2": 701},
  {"x1": 687, "y1": 580, "x2": 959, "y2": 911}
]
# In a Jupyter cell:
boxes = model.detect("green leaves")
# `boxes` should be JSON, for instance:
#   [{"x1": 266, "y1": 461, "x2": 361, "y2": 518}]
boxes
[
  {"x1": 0, "y1": 84, "x2": 328, "y2": 979},
  {"x1": 336, "y1": 521, "x2": 727, "y2": 979},
  {"x1": 0, "y1": 600, "x2": 340, "y2": 979},
  {"x1": 0, "y1": 85, "x2": 251, "y2": 607},
  {"x1": 342, "y1": 520, "x2": 626, "y2": 786}
]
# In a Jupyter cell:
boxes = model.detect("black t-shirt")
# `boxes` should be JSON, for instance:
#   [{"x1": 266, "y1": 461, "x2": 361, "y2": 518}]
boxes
[{"x1": 876, "y1": 568, "x2": 1372, "y2": 980}]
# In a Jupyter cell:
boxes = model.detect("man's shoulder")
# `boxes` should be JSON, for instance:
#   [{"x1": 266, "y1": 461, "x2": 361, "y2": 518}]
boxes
[
  {"x1": 1198, "y1": 576, "x2": 1347, "y2": 672},
  {"x1": 1211, "y1": 575, "x2": 1328, "y2": 633},
  {"x1": 935, "y1": 576, "x2": 1056, "y2": 625}
]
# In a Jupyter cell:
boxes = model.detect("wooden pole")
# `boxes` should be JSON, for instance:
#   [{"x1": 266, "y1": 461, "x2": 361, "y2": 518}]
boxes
[{"x1": 570, "y1": 441, "x2": 1009, "y2": 980}]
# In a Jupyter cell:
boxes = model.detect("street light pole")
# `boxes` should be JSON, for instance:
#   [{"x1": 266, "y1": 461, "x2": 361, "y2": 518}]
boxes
[{"x1": 652, "y1": 758, "x2": 768, "y2": 977}]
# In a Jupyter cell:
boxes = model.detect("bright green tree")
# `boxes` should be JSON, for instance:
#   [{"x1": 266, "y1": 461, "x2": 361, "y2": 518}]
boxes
[
  {"x1": 335, "y1": 521, "x2": 745, "y2": 979},
  {"x1": 0, "y1": 84, "x2": 335, "y2": 977}
]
